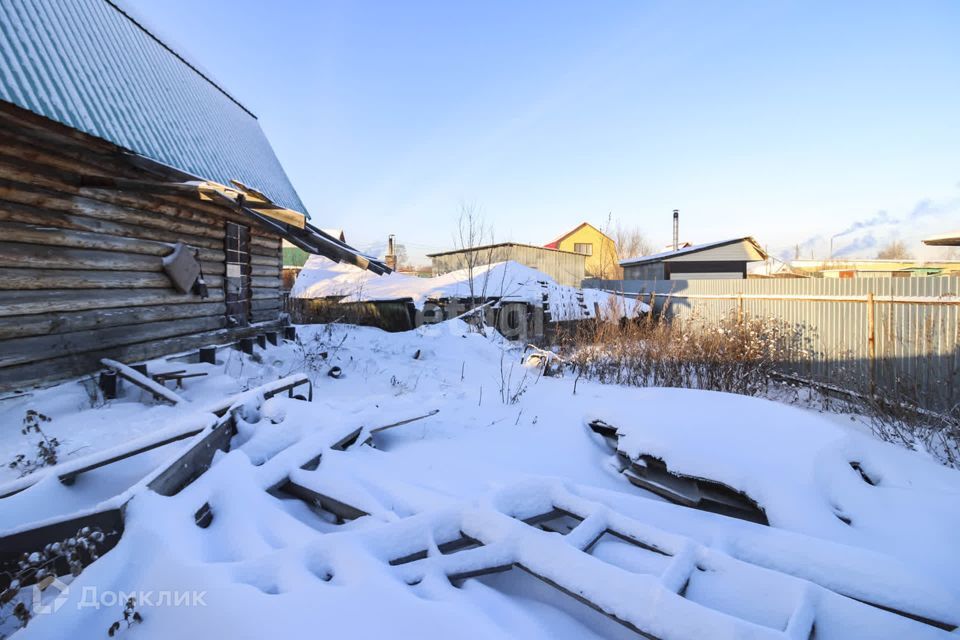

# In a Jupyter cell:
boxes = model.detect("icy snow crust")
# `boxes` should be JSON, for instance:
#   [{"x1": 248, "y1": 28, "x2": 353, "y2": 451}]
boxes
[
  {"x1": 291, "y1": 258, "x2": 648, "y2": 321},
  {"x1": 1, "y1": 322, "x2": 958, "y2": 639}
]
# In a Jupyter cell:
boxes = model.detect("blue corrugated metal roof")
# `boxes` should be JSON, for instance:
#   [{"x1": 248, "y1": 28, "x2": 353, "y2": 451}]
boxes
[{"x1": 0, "y1": 0, "x2": 308, "y2": 214}]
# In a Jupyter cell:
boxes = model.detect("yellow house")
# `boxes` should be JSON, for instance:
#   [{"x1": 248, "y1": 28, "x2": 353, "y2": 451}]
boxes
[{"x1": 545, "y1": 222, "x2": 619, "y2": 278}]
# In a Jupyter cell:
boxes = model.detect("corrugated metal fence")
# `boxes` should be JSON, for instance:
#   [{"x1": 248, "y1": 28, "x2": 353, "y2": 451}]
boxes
[{"x1": 584, "y1": 277, "x2": 960, "y2": 413}]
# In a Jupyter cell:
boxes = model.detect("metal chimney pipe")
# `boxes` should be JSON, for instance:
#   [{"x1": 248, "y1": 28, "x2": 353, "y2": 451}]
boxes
[
  {"x1": 386, "y1": 234, "x2": 397, "y2": 271},
  {"x1": 672, "y1": 209, "x2": 679, "y2": 251}
]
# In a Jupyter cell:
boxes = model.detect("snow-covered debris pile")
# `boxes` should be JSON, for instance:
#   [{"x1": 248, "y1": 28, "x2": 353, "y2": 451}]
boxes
[
  {"x1": 1, "y1": 322, "x2": 958, "y2": 639},
  {"x1": 594, "y1": 390, "x2": 960, "y2": 595},
  {"x1": 291, "y1": 257, "x2": 647, "y2": 321}
]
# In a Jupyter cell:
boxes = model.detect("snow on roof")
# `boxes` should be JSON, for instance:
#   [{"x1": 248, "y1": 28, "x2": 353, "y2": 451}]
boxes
[
  {"x1": 922, "y1": 230, "x2": 960, "y2": 246},
  {"x1": 320, "y1": 228, "x2": 346, "y2": 242},
  {"x1": 291, "y1": 258, "x2": 647, "y2": 320},
  {"x1": 620, "y1": 237, "x2": 766, "y2": 266},
  {"x1": 0, "y1": 0, "x2": 307, "y2": 213}
]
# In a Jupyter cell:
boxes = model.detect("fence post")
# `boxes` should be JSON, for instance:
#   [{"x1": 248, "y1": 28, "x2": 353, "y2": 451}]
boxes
[
  {"x1": 736, "y1": 294, "x2": 744, "y2": 325},
  {"x1": 867, "y1": 291, "x2": 876, "y2": 394}
]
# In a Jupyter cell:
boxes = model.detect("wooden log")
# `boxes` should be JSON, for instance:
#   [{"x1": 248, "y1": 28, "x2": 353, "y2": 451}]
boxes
[
  {"x1": 0, "y1": 288, "x2": 224, "y2": 317},
  {"x1": 0, "y1": 214, "x2": 225, "y2": 261},
  {"x1": 0, "y1": 173, "x2": 224, "y2": 241},
  {"x1": 0, "y1": 241, "x2": 161, "y2": 271},
  {"x1": 251, "y1": 253, "x2": 280, "y2": 267},
  {"x1": 0, "y1": 135, "x2": 289, "y2": 236},
  {"x1": 251, "y1": 264, "x2": 281, "y2": 277},
  {"x1": 0, "y1": 268, "x2": 223, "y2": 290},
  {"x1": 251, "y1": 276, "x2": 281, "y2": 289},
  {"x1": 0, "y1": 112, "x2": 290, "y2": 243},
  {"x1": 0, "y1": 156, "x2": 228, "y2": 244},
  {"x1": 0, "y1": 176, "x2": 279, "y2": 257},
  {"x1": 0, "y1": 301, "x2": 225, "y2": 340},
  {"x1": 0, "y1": 316, "x2": 226, "y2": 368}
]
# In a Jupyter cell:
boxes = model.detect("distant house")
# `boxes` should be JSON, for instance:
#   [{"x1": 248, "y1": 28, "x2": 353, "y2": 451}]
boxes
[
  {"x1": 789, "y1": 259, "x2": 960, "y2": 278},
  {"x1": 427, "y1": 243, "x2": 585, "y2": 287},
  {"x1": 620, "y1": 238, "x2": 767, "y2": 280},
  {"x1": 0, "y1": 0, "x2": 387, "y2": 391},
  {"x1": 545, "y1": 222, "x2": 619, "y2": 278}
]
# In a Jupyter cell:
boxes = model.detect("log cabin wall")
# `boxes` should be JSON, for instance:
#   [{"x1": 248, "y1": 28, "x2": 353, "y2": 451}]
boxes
[{"x1": 0, "y1": 101, "x2": 284, "y2": 392}]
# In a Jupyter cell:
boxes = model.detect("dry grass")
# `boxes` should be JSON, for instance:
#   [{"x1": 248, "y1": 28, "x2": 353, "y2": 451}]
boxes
[{"x1": 557, "y1": 309, "x2": 807, "y2": 397}]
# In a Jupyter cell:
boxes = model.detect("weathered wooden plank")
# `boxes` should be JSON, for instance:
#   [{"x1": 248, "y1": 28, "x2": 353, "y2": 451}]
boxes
[
  {"x1": 0, "y1": 268, "x2": 223, "y2": 290},
  {"x1": 59, "y1": 426, "x2": 204, "y2": 486},
  {"x1": 101, "y1": 358, "x2": 185, "y2": 404},
  {"x1": 0, "y1": 320, "x2": 283, "y2": 392},
  {"x1": 0, "y1": 288, "x2": 224, "y2": 317},
  {"x1": 278, "y1": 480, "x2": 369, "y2": 521},
  {"x1": 147, "y1": 415, "x2": 237, "y2": 497},
  {"x1": 0, "y1": 316, "x2": 227, "y2": 368},
  {"x1": 0, "y1": 241, "x2": 161, "y2": 271},
  {"x1": 0, "y1": 214, "x2": 225, "y2": 262},
  {"x1": 0, "y1": 302, "x2": 225, "y2": 340}
]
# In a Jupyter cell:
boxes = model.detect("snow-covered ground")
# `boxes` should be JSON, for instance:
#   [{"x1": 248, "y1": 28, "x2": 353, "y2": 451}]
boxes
[
  {"x1": 1, "y1": 321, "x2": 958, "y2": 639},
  {"x1": 291, "y1": 258, "x2": 647, "y2": 321}
]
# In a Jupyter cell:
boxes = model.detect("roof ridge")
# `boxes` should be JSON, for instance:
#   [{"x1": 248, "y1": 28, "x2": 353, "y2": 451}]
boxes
[{"x1": 103, "y1": 0, "x2": 256, "y2": 119}]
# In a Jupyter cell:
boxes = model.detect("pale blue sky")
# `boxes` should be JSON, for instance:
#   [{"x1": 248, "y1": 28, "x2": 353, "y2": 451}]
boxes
[{"x1": 127, "y1": 0, "x2": 960, "y2": 262}]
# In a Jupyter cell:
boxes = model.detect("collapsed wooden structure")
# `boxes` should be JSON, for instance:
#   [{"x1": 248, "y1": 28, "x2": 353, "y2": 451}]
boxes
[
  {"x1": 589, "y1": 420, "x2": 770, "y2": 525},
  {"x1": 0, "y1": 394, "x2": 955, "y2": 637}
]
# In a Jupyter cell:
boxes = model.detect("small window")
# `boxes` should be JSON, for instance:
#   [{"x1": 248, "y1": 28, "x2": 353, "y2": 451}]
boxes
[{"x1": 574, "y1": 243, "x2": 593, "y2": 256}]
